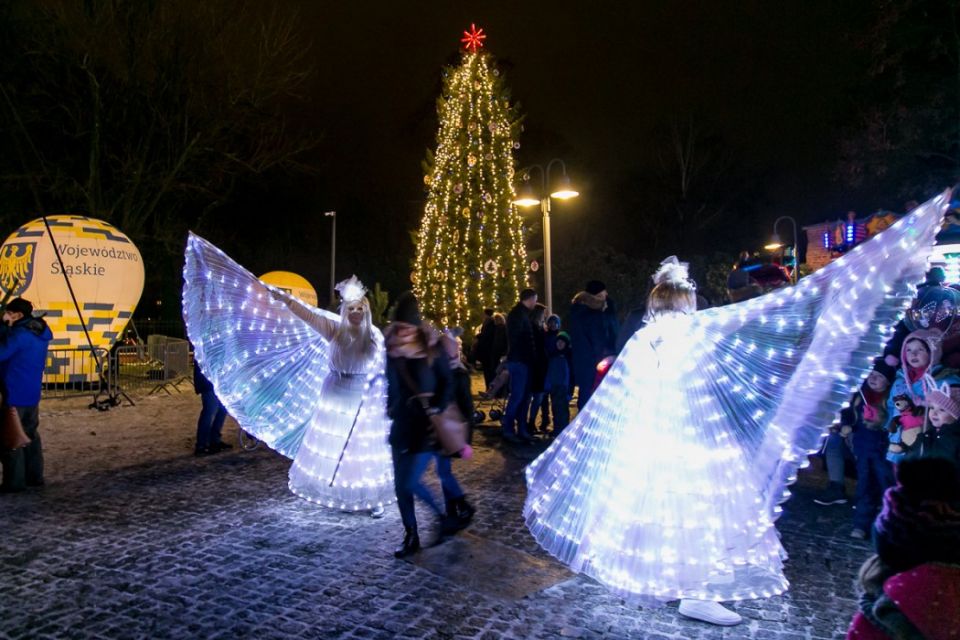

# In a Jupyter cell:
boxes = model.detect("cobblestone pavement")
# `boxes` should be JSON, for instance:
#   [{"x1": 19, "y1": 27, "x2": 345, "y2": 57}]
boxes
[{"x1": 1, "y1": 390, "x2": 868, "y2": 639}]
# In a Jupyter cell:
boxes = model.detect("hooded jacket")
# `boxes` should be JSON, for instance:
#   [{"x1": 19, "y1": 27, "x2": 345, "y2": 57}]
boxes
[
  {"x1": 567, "y1": 291, "x2": 613, "y2": 386},
  {"x1": 0, "y1": 316, "x2": 53, "y2": 406}
]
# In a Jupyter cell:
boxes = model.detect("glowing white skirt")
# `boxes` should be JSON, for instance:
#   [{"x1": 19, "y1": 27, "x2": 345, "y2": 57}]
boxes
[
  {"x1": 524, "y1": 192, "x2": 951, "y2": 602},
  {"x1": 288, "y1": 371, "x2": 394, "y2": 511}
]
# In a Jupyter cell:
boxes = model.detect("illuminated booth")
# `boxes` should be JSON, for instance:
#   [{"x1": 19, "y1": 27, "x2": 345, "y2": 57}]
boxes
[{"x1": 0, "y1": 215, "x2": 145, "y2": 383}]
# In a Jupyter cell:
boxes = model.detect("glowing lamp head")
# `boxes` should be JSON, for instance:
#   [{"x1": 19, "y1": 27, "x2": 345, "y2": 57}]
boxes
[
  {"x1": 513, "y1": 181, "x2": 540, "y2": 207},
  {"x1": 765, "y1": 233, "x2": 783, "y2": 251},
  {"x1": 550, "y1": 174, "x2": 579, "y2": 200}
]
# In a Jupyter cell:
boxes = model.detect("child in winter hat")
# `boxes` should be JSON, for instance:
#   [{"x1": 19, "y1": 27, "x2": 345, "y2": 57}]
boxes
[
  {"x1": 907, "y1": 376, "x2": 960, "y2": 466},
  {"x1": 847, "y1": 458, "x2": 960, "y2": 638},
  {"x1": 885, "y1": 328, "x2": 950, "y2": 463}
]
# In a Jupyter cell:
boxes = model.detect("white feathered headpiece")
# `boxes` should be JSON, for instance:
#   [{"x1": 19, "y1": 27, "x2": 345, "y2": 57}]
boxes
[
  {"x1": 653, "y1": 256, "x2": 696, "y2": 290},
  {"x1": 335, "y1": 275, "x2": 367, "y2": 303}
]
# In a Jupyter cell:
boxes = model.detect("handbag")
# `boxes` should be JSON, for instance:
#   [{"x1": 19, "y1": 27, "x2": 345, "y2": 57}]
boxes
[
  {"x1": 1, "y1": 404, "x2": 30, "y2": 451},
  {"x1": 398, "y1": 358, "x2": 468, "y2": 456},
  {"x1": 428, "y1": 404, "x2": 469, "y2": 457}
]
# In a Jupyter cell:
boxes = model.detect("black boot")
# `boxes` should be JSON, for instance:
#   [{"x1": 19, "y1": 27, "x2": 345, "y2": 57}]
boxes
[
  {"x1": 394, "y1": 528, "x2": 420, "y2": 558},
  {"x1": 441, "y1": 497, "x2": 475, "y2": 534},
  {"x1": 454, "y1": 497, "x2": 475, "y2": 526}
]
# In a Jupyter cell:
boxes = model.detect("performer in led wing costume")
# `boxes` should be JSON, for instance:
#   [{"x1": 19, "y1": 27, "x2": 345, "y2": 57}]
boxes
[
  {"x1": 183, "y1": 234, "x2": 393, "y2": 514},
  {"x1": 524, "y1": 192, "x2": 951, "y2": 625}
]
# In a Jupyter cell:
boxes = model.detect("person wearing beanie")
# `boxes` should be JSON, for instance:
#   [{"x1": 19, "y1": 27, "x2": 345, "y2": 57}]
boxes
[
  {"x1": 837, "y1": 363, "x2": 896, "y2": 539},
  {"x1": 0, "y1": 297, "x2": 52, "y2": 492},
  {"x1": 568, "y1": 279, "x2": 616, "y2": 410},
  {"x1": 847, "y1": 458, "x2": 960, "y2": 639},
  {"x1": 884, "y1": 328, "x2": 960, "y2": 464},
  {"x1": 384, "y1": 292, "x2": 468, "y2": 558},
  {"x1": 905, "y1": 377, "x2": 960, "y2": 467},
  {"x1": 543, "y1": 331, "x2": 572, "y2": 433}
]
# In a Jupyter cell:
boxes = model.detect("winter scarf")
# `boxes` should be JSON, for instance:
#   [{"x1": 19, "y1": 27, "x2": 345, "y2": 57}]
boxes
[
  {"x1": 384, "y1": 322, "x2": 440, "y2": 360},
  {"x1": 570, "y1": 291, "x2": 607, "y2": 311}
]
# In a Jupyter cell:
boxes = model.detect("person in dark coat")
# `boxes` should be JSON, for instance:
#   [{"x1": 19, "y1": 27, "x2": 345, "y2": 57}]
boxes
[
  {"x1": 193, "y1": 359, "x2": 231, "y2": 456},
  {"x1": 527, "y1": 303, "x2": 550, "y2": 433},
  {"x1": 472, "y1": 309, "x2": 496, "y2": 386},
  {"x1": 502, "y1": 289, "x2": 538, "y2": 442},
  {"x1": 0, "y1": 298, "x2": 52, "y2": 492},
  {"x1": 568, "y1": 280, "x2": 613, "y2": 410},
  {"x1": 544, "y1": 331, "x2": 572, "y2": 433},
  {"x1": 842, "y1": 364, "x2": 895, "y2": 539},
  {"x1": 384, "y1": 291, "x2": 456, "y2": 558},
  {"x1": 490, "y1": 312, "x2": 508, "y2": 385}
]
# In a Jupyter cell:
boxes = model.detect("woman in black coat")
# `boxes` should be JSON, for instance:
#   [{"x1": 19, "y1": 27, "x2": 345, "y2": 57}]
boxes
[{"x1": 384, "y1": 291, "x2": 455, "y2": 557}]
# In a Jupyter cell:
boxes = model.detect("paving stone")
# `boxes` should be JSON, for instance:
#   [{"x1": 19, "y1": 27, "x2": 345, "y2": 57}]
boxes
[{"x1": 0, "y1": 392, "x2": 861, "y2": 639}]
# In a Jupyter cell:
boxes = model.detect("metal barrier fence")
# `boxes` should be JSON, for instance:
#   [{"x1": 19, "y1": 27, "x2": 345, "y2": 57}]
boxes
[{"x1": 42, "y1": 337, "x2": 193, "y2": 402}]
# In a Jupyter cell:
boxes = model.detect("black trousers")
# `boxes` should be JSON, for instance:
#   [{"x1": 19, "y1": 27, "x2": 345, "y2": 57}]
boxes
[{"x1": 1, "y1": 405, "x2": 43, "y2": 490}]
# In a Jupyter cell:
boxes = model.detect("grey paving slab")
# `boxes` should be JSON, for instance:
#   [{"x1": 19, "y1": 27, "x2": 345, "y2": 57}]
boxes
[{"x1": 0, "y1": 391, "x2": 867, "y2": 639}]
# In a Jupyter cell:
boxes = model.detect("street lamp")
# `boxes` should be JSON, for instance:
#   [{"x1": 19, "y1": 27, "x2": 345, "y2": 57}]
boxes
[
  {"x1": 512, "y1": 159, "x2": 579, "y2": 316},
  {"x1": 325, "y1": 211, "x2": 336, "y2": 305},
  {"x1": 765, "y1": 215, "x2": 798, "y2": 284}
]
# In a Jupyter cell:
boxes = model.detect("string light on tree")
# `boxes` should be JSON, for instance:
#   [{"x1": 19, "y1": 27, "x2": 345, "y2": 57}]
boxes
[{"x1": 413, "y1": 26, "x2": 526, "y2": 329}]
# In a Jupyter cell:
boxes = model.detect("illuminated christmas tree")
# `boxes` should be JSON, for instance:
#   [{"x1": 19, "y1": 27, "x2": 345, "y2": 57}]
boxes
[{"x1": 413, "y1": 25, "x2": 526, "y2": 329}]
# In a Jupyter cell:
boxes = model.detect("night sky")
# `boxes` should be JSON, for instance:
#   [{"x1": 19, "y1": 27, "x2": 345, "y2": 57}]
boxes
[{"x1": 272, "y1": 1, "x2": 878, "y2": 276}]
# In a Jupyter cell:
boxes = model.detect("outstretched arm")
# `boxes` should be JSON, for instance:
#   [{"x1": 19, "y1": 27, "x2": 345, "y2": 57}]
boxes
[{"x1": 267, "y1": 288, "x2": 339, "y2": 340}]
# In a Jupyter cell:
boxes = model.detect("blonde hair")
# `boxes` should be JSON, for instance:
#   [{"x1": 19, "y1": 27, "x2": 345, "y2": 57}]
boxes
[
  {"x1": 334, "y1": 296, "x2": 376, "y2": 359},
  {"x1": 647, "y1": 284, "x2": 697, "y2": 318},
  {"x1": 646, "y1": 256, "x2": 697, "y2": 319}
]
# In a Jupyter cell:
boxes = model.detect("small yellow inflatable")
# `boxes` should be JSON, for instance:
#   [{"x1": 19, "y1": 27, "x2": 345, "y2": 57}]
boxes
[{"x1": 258, "y1": 271, "x2": 318, "y2": 306}]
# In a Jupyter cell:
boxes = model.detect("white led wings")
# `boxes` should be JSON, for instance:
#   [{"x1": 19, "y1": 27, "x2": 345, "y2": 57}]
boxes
[
  {"x1": 183, "y1": 232, "x2": 341, "y2": 458},
  {"x1": 524, "y1": 191, "x2": 951, "y2": 602}
]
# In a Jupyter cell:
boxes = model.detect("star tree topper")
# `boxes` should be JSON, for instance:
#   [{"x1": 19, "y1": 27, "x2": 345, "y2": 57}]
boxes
[{"x1": 461, "y1": 23, "x2": 486, "y2": 52}]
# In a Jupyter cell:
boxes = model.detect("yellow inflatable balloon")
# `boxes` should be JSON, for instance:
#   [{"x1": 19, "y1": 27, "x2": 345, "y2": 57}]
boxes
[
  {"x1": 0, "y1": 215, "x2": 145, "y2": 382},
  {"x1": 258, "y1": 271, "x2": 318, "y2": 306}
]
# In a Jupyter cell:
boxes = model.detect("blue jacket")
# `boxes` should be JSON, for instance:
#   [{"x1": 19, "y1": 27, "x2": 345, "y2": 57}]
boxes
[
  {"x1": 0, "y1": 317, "x2": 53, "y2": 406},
  {"x1": 544, "y1": 353, "x2": 570, "y2": 392}
]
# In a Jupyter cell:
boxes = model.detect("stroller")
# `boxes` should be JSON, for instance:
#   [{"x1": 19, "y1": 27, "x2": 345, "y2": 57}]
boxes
[{"x1": 474, "y1": 357, "x2": 509, "y2": 423}]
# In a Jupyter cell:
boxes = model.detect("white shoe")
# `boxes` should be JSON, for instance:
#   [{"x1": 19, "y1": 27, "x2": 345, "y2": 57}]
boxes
[
  {"x1": 678, "y1": 599, "x2": 742, "y2": 626},
  {"x1": 370, "y1": 505, "x2": 385, "y2": 518}
]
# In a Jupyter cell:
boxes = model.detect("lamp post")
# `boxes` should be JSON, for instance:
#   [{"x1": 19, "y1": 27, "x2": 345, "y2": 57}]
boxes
[
  {"x1": 765, "y1": 215, "x2": 799, "y2": 284},
  {"x1": 513, "y1": 159, "x2": 579, "y2": 316},
  {"x1": 324, "y1": 211, "x2": 336, "y2": 305}
]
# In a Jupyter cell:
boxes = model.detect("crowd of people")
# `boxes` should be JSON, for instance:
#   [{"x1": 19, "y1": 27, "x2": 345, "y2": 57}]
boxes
[
  {"x1": 469, "y1": 279, "x2": 619, "y2": 443},
  {"x1": 5, "y1": 197, "x2": 960, "y2": 636},
  {"x1": 813, "y1": 268, "x2": 960, "y2": 538}
]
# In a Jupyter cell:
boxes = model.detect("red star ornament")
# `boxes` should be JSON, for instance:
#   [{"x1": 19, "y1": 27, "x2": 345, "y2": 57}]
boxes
[{"x1": 461, "y1": 24, "x2": 486, "y2": 52}]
